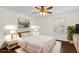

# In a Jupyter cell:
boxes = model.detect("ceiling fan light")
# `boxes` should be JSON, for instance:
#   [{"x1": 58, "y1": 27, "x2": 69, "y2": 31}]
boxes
[
  {"x1": 43, "y1": 12, "x2": 46, "y2": 15},
  {"x1": 40, "y1": 12, "x2": 46, "y2": 16}
]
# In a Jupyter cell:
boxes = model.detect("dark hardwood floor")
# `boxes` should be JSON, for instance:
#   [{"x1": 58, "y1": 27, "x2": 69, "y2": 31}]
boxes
[
  {"x1": 0, "y1": 41, "x2": 77, "y2": 53},
  {"x1": 61, "y1": 41, "x2": 77, "y2": 53},
  {"x1": 0, "y1": 46, "x2": 20, "y2": 53}
]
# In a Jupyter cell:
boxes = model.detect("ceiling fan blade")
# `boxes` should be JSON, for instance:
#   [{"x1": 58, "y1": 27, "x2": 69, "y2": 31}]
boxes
[
  {"x1": 46, "y1": 6, "x2": 53, "y2": 10},
  {"x1": 35, "y1": 7, "x2": 40, "y2": 10},
  {"x1": 47, "y1": 12, "x2": 52, "y2": 14},
  {"x1": 32, "y1": 12, "x2": 39, "y2": 14}
]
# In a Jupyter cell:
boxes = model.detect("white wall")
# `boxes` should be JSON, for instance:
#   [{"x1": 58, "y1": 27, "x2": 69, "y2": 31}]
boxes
[
  {"x1": 0, "y1": 8, "x2": 35, "y2": 33},
  {"x1": 35, "y1": 10, "x2": 79, "y2": 41},
  {"x1": 0, "y1": 8, "x2": 36, "y2": 42}
]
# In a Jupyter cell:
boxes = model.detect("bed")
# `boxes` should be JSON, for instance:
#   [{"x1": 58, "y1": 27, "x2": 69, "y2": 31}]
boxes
[{"x1": 18, "y1": 35, "x2": 56, "y2": 53}]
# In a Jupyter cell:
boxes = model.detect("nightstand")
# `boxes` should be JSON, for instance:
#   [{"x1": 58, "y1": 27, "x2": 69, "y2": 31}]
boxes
[{"x1": 6, "y1": 40, "x2": 18, "y2": 50}]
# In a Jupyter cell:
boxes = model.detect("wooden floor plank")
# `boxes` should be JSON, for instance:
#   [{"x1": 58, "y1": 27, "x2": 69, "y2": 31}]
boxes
[{"x1": 61, "y1": 41, "x2": 77, "y2": 53}]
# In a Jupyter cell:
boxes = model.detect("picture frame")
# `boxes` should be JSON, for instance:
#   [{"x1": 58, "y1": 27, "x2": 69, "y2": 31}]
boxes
[{"x1": 18, "y1": 18, "x2": 30, "y2": 28}]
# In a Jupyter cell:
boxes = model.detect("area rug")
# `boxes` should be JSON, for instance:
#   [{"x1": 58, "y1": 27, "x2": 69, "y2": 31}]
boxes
[{"x1": 15, "y1": 48, "x2": 27, "y2": 53}]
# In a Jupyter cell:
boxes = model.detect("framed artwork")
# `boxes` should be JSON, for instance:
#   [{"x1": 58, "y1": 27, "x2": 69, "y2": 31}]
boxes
[{"x1": 18, "y1": 18, "x2": 30, "y2": 28}]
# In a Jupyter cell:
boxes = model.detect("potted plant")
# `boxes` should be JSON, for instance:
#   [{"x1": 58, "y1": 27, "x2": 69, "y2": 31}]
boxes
[{"x1": 67, "y1": 26, "x2": 76, "y2": 43}]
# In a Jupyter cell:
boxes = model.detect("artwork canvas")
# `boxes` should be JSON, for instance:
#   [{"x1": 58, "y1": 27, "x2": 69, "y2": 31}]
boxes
[{"x1": 18, "y1": 18, "x2": 30, "y2": 28}]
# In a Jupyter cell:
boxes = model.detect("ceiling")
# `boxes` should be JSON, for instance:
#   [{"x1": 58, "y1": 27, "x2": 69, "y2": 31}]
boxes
[{"x1": 1, "y1": 6, "x2": 79, "y2": 18}]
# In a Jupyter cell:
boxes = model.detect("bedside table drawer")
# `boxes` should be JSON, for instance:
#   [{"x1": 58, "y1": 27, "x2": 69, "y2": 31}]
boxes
[
  {"x1": 7, "y1": 42, "x2": 18, "y2": 49},
  {"x1": 6, "y1": 40, "x2": 18, "y2": 50}
]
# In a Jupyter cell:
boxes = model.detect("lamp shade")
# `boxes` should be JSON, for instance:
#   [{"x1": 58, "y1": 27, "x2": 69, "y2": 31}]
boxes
[
  {"x1": 30, "y1": 25, "x2": 40, "y2": 35},
  {"x1": 30, "y1": 25, "x2": 40, "y2": 29},
  {"x1": 4, "y1": 25, "x2": 17, "y2": 30}
]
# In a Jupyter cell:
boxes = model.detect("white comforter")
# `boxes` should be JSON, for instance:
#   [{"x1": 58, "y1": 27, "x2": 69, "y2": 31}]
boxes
[{"x1": 18, "y1": 35, "x2": 56, "y2": 53}]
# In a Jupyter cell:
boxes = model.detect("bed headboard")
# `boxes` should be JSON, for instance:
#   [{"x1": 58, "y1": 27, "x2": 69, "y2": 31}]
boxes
[{"x1": 18, "y1": 30, "x2": 31, "y2": 37}]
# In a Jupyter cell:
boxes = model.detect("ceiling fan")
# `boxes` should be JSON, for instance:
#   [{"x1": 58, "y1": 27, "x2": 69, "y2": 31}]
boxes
[{"x1": 33, "y1": 6, "x2": 53, "y2": 15}]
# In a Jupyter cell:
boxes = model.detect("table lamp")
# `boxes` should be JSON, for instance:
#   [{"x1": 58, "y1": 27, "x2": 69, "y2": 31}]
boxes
[
  {"x1": 4, "y1": 25, "x2": 18, "y2": 42},
  {"x1": 30, "y1": 25, "x2": 40, "y2": 35}
]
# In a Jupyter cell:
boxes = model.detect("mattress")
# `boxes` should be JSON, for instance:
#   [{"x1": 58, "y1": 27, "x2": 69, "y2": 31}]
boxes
[{"x1": 18, "y1": 35, "x2": 56, "y2": 53}]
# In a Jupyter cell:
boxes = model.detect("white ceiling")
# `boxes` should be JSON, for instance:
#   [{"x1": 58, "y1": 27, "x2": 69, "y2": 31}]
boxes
[{"x1": 1, "y1": 6, "x2": 79, "y2": 18}]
